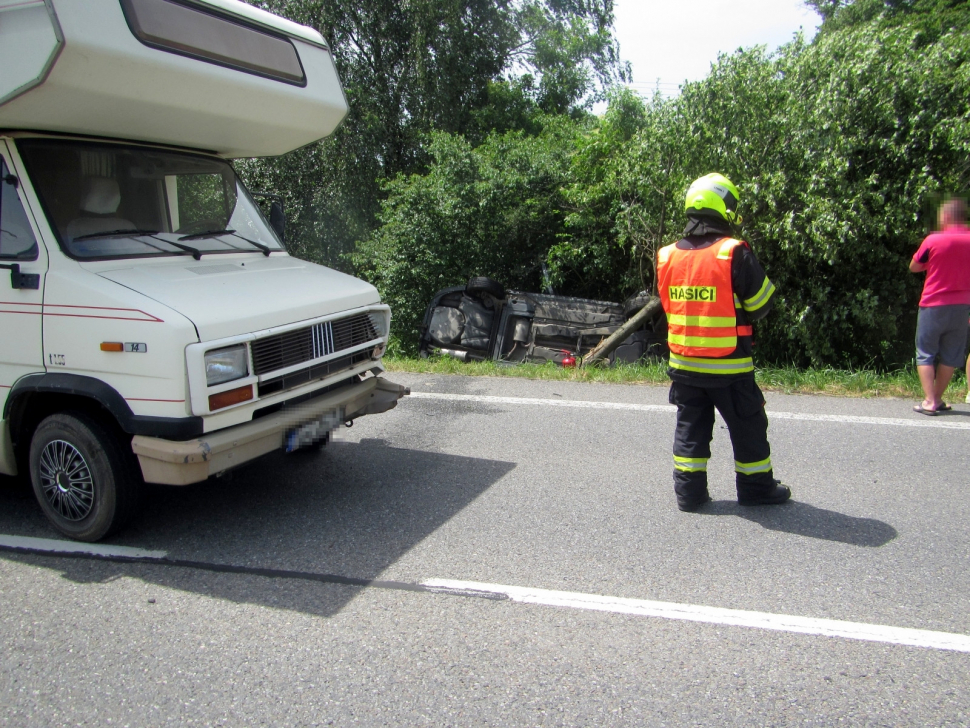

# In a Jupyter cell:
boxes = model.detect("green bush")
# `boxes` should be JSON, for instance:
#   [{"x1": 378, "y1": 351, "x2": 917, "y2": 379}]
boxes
[
  {"x1": 749, "y1": 25, "x2": 970, "y2": 367},
  {"x1": 357, "y1": 12, "x2": 970, "y2": 369},
  {"x1": 353, "y1": 119, "x2": 584, "y2": 352}
]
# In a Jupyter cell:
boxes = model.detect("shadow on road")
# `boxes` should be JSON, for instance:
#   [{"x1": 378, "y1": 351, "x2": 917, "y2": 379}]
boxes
[
  {"x1": 936, "y1": 408, "x2": 970, "y2": 418},
  {"x1": 0, "y1": 438, "x2": 514, "y2": 617},
  {"x1": 698, "y1": 500, "x2": 897, "y2": 547}
]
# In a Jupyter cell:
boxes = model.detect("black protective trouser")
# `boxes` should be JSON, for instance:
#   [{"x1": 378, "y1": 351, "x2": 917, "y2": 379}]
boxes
[{"x1": 669, "y1": 377, "x2": 775, "y2": 506}]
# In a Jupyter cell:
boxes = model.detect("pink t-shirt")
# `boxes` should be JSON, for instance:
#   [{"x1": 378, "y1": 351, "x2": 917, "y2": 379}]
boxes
[{"x1": 913, "y1": 223, "x2": 970, "y2": 307}]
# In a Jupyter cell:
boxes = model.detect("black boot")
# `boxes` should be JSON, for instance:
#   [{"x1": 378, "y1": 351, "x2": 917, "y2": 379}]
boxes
[
  {"x1": 678, "y1": 494, "x2": 712, "y2": 512},
  {"x1": 738, "y1": 480, "x2": 791, "y2": 506},
  {"x1": 675, "y1": 470, "x2": 711, "y2": 512}
]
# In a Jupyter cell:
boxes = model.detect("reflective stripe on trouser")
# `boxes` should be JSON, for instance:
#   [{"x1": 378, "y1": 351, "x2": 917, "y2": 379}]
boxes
[
  {"x1": 735, "y1": 457, "x2": 772, "y2": 475},
  {"x1": 669, "y1": 378, "x2": 775, "y2": 503},
  {"x1": 673, "y1": 455, "x2": 709, "y2": 472}
]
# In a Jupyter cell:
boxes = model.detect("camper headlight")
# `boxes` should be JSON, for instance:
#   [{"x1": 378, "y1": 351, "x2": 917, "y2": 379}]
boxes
[
  {"x1": 367, "y1": 311, "x2": 388, "y2": 338},
  {"x1": 205, "y1": 345, "x2": 249, "y2": 386}
]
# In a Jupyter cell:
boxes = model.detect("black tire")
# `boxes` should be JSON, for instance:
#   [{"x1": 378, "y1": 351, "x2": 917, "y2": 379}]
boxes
[
  {"x1": 623, "y1": 291, "x2": 652, "y2": 319},
  {"x1": 28, "y1": 412, "x2": 143, "y2": 542},
  {"x1": 466, "y1": 276, "x2": 505, "y2": 299}
]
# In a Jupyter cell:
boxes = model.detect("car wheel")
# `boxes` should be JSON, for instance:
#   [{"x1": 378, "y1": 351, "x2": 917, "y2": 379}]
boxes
[
  {"x1": 466, "y1": 276, "x2": 505, "y2": 299},
  {"x1": 29, "y1": 412, "x2": 142, "y2": 542},
  {"x1": 623, "y1": 291, "x2": 653, "y2": 319}
]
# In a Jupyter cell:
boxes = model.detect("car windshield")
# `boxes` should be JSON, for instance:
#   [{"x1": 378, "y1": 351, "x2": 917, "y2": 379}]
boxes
[{"x1": 16, "y1": 139, "x2": 284, "y2": 260}]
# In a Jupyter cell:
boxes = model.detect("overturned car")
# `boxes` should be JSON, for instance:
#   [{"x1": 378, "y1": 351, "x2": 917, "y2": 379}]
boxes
[{"x1": 419, "y1": 277, "x2": 668, "y2": 365}]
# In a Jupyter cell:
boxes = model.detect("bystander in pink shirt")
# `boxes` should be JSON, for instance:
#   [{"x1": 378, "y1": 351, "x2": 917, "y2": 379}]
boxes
[{"x1": 912, "y1": 223, "x2": 970, "y2": 306}]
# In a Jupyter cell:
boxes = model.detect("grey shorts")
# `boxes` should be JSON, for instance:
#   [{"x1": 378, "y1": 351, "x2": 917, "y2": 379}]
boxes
[{"x1": 915, "y1": 305, "x2": 970, "y2": 367}]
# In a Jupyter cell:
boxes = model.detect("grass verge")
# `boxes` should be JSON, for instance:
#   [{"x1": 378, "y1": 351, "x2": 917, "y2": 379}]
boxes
[{"x1": 384, "y1": 355, "x2": 969, "y2": 400}]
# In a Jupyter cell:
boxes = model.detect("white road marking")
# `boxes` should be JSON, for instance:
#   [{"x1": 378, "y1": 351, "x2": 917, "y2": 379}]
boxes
[
  {"x1": 0, "y1": 534, "x2": 167, "y2": 559},
  {"x1": 4, "y1": 534, "x2": 966, "y2": 653},
  {"x1": 422, "y1": 579, "x2": 970, "y2": 653},
  {"x1": 767, "y1": 410, "x2": 970, "y2": 429},
  {"x1": 408, "y1": 391, "x2": 970, "y2": 430},
  {"x1": 410, "y1": 391, "x2": 673, "y2": 413}
]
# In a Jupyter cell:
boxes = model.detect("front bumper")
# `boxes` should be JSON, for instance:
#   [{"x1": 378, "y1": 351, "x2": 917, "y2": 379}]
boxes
[{"x1": 131, "y1": 376, "x2": 409, "y2": 485}]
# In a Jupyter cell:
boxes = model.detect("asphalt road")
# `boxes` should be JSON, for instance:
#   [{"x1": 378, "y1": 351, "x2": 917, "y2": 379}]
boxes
[{"x1": 2, "y1": 372, "x2": 969, "y2": 726}]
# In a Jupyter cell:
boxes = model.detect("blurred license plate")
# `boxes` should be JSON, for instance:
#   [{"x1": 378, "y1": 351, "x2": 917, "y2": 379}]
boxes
[{"x1": 284, "y1": 407, "x2": 344, "y2": 452}]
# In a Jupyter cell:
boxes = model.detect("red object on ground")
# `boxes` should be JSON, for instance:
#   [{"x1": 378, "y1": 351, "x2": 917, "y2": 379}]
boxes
[{"x1": 561, "y1": 356, "x2": 576, "y2": 368}]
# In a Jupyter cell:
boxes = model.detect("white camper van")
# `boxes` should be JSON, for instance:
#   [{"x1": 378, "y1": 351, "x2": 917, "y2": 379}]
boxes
[{"x1": 0, "y1": 0, "x2": 408, "y2": 541}]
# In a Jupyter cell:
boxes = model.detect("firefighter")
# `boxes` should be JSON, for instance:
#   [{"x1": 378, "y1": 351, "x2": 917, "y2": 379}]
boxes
[{"x1": 656, "y1": 173, "x2": 791, "y2": 511}]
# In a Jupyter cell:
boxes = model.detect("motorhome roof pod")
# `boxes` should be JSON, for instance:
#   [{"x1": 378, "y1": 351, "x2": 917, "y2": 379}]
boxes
[{"x1": 0, "y1": 0, "x2": 348, "y2": 157}]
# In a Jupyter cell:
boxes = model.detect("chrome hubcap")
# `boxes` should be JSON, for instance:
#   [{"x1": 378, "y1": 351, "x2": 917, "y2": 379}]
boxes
[{"x1": 39, "y1": 440, "x2": 95, "y2": 521}]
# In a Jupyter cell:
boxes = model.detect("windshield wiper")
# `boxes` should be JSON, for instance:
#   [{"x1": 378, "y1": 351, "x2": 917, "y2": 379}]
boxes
[
  {"x1": 70, "y1": 228, "x2": 204, "y2": 259},
  {"x1": 162, "y1": 239, "x2": 204, "y2": 260},
  {"x1": 72, "y1": 228, "x2": 160, "y2": 242},
  {"x1": 179, "y1": 228, "x2": 274, "y2": 256},
  {"x1": 227, "y1": 231, "x2": 273, "y2": 257}
]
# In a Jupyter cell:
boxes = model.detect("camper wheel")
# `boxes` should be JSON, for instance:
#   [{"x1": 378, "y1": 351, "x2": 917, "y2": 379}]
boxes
[{"x1": 28, "y1": 412, "x2": 142, "y2": 542}]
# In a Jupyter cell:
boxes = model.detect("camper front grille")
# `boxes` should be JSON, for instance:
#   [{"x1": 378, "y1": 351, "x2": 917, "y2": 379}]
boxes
[
  {"x1": 257, "y1": 350, "x2": 372, "y2": 397},
  {"x1": 250, "y1": 313, "x2": 379, "y2": 376}
]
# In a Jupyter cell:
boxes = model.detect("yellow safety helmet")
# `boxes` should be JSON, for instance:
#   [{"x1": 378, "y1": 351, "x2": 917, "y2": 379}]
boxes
[{"x1": 684, "y1": 173, "x2": 742, "y2": 224}]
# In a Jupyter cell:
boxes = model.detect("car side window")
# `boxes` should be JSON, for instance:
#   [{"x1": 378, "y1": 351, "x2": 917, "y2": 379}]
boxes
[{"x1": 0, "y1": 157, "x2": 39, "y2": 260}]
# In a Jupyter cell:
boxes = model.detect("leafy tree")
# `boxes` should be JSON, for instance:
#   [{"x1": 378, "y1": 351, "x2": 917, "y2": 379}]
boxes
[
  {"x1": 550, "y1": 46, "x2": 789, "y2": 306},
  {"x1": 353, "y1": 118, "x2": 584, "y2": 351},
  {"x1": 593, "y1": 28, "x2": 969, "y2": 368},
  {"x1": 808, "y1": 0, "x2": 970, "y2": 39},
  {"x1": 242, "y1": 0, "x2": 970, "y2": 368},
  {"x1": 554, "y1": 88, "x2": 687, "y2": 300},
  {"x1": 754, "y1": 23, "x2": 970, "y2": 367},
  {"x1": 239, "y1": 0, "x2": 627, "y2": 269},
  {"x1": 622, "y1": 22, "x2": 970, "y2": 368},
  {"x1": 561, "y1": 15, "x2": 970, "y2": 369},
  {"x1": 804, "y1": 0, "x2": 847, "y2": 21}
]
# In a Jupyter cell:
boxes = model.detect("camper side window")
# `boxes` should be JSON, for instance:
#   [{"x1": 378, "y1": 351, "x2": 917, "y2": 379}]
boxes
[
  {"x1": 0, "y1": 159, "x2": 38, "y2": 260},
  {"x1": 120, "y1": 0, "x2": 306, "y2": 86}
]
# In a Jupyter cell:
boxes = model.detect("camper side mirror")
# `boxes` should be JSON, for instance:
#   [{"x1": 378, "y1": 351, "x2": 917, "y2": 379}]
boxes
[{"x1": 269, "y1": 201, "x2": 285, "y2": 243}]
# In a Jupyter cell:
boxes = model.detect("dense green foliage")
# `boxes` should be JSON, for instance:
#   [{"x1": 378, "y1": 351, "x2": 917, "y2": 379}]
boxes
[
  {"x1": 363, "y1": 9, "x2": 970, "y2": 366},
  {"x1": 354, "y1": 118, "x2": 582, "y2": 346},
  {"x1": 807, "y1": 0, "x2": 970, "y2": 37},
  {"x1": 237, "y1": 0, "x2": 970, "y2": 368},
  {"x1": 747, "y1": 25, "x2": 970, "y2": 366},
  {"x1": 238, "y1": 0, "x2": 626, "y2": 268}
]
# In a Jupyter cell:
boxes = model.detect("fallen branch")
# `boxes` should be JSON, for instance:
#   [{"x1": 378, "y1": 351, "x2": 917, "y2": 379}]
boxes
[{"x1": 582, "y1": 297, "x2": 664, "y2": 368}]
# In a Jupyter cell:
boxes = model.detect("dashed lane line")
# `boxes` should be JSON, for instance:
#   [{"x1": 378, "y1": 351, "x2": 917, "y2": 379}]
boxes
[
  {"x1": 408, "y1": 392, "x2": 970, "y2": 430},
  {"x1": 2, "y1": 535, "x2": 969, "y2": 654}
]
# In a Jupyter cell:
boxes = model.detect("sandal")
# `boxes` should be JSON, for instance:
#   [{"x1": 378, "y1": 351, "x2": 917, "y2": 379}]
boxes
[
  {"x1": 939, "y1": 402, "x2": 952, "y2": 411},
  {"x1": 914, "y1": 403, "x2": 939, "y2": 416}
]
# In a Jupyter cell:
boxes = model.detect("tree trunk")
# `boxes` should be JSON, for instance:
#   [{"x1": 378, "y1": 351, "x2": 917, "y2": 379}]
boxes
[{"x1": 582, "y1": 296, "x2": 664, "y2": 367}]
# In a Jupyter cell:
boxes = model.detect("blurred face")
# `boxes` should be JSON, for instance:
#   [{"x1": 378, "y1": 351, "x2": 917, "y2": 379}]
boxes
[{"x1": 939, "y1": 200, "x2": 967, "y2": 228}]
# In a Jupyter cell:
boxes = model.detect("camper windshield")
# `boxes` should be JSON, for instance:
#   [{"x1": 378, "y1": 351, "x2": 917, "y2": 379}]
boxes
[{"x1": 16, "y1": 139, "x2": 284, "y2": 260}]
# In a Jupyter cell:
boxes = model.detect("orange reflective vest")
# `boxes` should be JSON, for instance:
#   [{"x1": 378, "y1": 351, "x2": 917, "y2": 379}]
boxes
[{"x1": 657, "y1": 238, "x2": 754, "y2": 371}]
